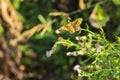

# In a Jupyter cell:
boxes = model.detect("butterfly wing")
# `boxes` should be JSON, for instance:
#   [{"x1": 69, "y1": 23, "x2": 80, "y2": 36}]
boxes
[
  {"x1": 56, "y1": 18, "x2": 83, "y2": 34},
  {"x1": 72, "y1": 18, "x2": 83, "y2": 31},
  {"x1": 64, "y1": 23, "x2": 75, "y2": 34}
]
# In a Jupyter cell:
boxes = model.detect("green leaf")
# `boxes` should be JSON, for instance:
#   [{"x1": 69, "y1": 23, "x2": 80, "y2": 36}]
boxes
[
  {"x1": 12, "y1": 0, "x2": 20, "y2": 9},
  {"x1": 112, "y1": 0, "x2": 120, "y2": 5},
  {"x1": 0, "y1": 24, "x2": 4, "y2": 35},
  {"x1": 19, "y1": 45, "x2": 32, "y2": 56},
  {"x1": 95, "y1": 4, "x2": 110, "y2": 26},
  {"x1": 38, "y1": 14, "x2": 47, "y2": 24},
  {"x1": 22, "y1": 57, "x2": 32, "y2": 64}
]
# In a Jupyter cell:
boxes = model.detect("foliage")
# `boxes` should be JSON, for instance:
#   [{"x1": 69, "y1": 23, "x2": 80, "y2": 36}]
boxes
[
  {"x1": 52, "y1": 25, "x2": 120, "y2": 79},
  {"x1": 0, "y1": 0, "x2": 120, "y2": 80}
]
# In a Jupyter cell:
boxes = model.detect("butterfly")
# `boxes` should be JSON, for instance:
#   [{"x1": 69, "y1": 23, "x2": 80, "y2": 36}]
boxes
[{"x1": 56, "y1": 18, "x2": 83, "y2": 34}]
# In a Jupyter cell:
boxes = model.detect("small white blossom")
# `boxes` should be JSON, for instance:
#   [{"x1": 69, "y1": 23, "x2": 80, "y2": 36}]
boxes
[
  {"x1": 46, "y1": 50, "x2": 51, "y2": 57},
  {"x1": 66, "y1": 51, "x2": 84, "y2": 56},
  {"x1": 73, "y1": 65, "x2": 82, "y2": 73},
  {"x1": 76, "y1": 36, "x2": 87, "y2": 41},
  {"x1": 66, "y1": 52, "x2": 72, "y2": 56},
  {"x1": 73, "y1": 65, "x2": 80, "y2": 71},
  {"x1": 77, "y1": 51, "x2": 84, "y2": 55}
]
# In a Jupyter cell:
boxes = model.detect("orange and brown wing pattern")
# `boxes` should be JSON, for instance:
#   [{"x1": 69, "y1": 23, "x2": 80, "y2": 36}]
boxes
[
  {"x1": 64, "y1": 23, "x2": 75, "y2": 34},
  {"x1": 72, "y1": 18, "x2": 83, "y2": 31},
  {"x1": 55, "y1": 18, "x2": 83, "y2": 34}
]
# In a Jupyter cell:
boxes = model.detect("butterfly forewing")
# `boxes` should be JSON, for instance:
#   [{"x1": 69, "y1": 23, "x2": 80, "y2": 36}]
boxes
[
  {"x1": 64, "y1": 24, "x2": 75, "y2": 33},
  {"x1": 72, "y1": 18, "x2": 83, "y2": 31}
]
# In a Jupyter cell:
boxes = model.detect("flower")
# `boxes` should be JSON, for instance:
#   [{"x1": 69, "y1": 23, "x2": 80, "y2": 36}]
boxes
[
  {"x1": 73, "y1": 65, "x2": 82, "y2": 74},
  {"x1": 66, "y1": 52, "x2": 72, "y2": 56},
  {"x1": 77, "y1": 51, "x2": 84, "y2": 55},
  {"x1": 46, "y1": 50, "x2": 51, "y2": 57},
  {"x1": 66, "y1": 51, "x2": 84, "y2": 56},
  {"x1": 75, "y1": 36, "x2": 87, "y2": 41},
  {"x1": 73, "y1": 65, "x2": 80, "y2": 71}
]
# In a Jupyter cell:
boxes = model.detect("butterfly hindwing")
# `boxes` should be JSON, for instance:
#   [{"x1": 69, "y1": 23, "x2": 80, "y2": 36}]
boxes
[{"x1": 72, "y1": 18, "x2": 83, "y2": 31}]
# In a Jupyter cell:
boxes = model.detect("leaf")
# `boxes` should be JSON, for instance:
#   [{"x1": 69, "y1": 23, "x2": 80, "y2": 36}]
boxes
[
  {"x1": 38, "y1": 14, "x2": 47, "y2": 24},
  {"x1": 89, "y1": 4, "x2": 110, "y2": 28},
  {"x1": 0, "y1": 24, "x2": 4, "y2": 35},
  {"x1": 112, "y1": 0, "x2": 120, "y2": 5},
  {"x1": 12, "y1": 0, "x2": 20, "y2": 9}
]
